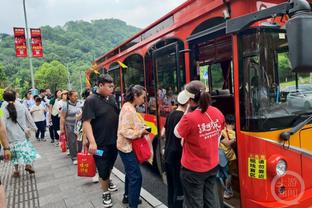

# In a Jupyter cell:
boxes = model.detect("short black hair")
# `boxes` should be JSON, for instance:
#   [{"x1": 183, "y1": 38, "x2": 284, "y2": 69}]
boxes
[
  {"x1": 96, "y1": 74, "x2": 113, "y2": 86},
  {"x1": 225, "y1": 114, "x2": 235, "y2": 125},
  {"x1": 35, "y1": 97, "x2": 42, "y2": 103},
  {"x1": 40, "y1": 89, "x2": 46, "y2": 93}
]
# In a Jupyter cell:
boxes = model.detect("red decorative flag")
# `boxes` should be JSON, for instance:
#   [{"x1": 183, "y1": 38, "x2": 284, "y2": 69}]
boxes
[
  {"x1": 30, "y1": 28, "x2": 43, "y2": 57},
  {"x1": 13, "y1": 27, "x2": 27, "y2": 57}
]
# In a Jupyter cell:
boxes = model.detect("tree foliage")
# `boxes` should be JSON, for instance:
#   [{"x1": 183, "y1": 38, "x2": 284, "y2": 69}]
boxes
[
  {"x1": 0, "y1": 19, "x2": 140, "y2": 95},
  {"x1": 35, "y1": 61, "x2": 68, "y2": 92}
]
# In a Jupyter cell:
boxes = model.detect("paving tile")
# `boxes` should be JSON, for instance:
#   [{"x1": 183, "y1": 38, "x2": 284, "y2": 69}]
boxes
[{"x1": 1, "y1": 138, "x2": 154, "y2": 208}]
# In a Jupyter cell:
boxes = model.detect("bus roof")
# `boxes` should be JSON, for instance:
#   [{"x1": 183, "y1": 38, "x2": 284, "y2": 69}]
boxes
[{"x1": 94, "y1": 0, "x2": 194, "y2": 66}]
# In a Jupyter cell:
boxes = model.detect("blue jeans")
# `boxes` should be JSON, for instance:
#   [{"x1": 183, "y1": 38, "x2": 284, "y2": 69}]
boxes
[{"x1": 119, "y1": 151, "x2": 142, "y2": 208}]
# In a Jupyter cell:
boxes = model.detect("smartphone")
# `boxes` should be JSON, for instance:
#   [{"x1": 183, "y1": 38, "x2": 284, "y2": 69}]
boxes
[
  {"x1": 95, "y1": 149, "x2": 104, "y2": 156},
  {"x1": 145, "y1": 127, "x2": 152, "y2": 133}
]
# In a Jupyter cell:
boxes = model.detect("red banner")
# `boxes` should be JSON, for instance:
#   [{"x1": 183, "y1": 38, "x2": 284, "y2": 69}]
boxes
[
  {"x1": 30, "y1": 28, "x2": 43, "y2": 57},
  {"x1": 13, "y1": 27, "x2": 27, "y2": 57}
]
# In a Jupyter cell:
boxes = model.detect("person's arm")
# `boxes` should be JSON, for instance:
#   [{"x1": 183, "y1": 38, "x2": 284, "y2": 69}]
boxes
[
  {"x1": 48, "y1": 105, "x2": 53, "y2": 121},
  {"x1": 60, "y1": 111, "x2": 66, "y2": 134},
  {"x1": 0, "y1": 120, "x2": 11, "y2": 160},
  {"x1": 119, "y1": 110, "x2": 148, "y2": 139},
  {"x1": 174, "y1": 113, "x2": 191, "y2": 140},
  {"x1": 160, "y1": 127, "x2": 165, "y2": 139},
  {"x1": 83, "y1": 120, "x2": 97, "y2": 154},
  {"x1": 29, "y1": 107, "x2": 37, "y2": 113}
]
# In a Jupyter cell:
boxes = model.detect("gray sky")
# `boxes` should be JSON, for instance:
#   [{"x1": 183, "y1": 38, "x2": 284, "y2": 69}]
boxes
[{"x1": 0, "y1": 0, "x2": 186, "y2": 34}]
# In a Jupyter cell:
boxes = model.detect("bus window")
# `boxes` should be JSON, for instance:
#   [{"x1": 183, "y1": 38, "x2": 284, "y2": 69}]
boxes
[
  {"x1": 239, "y1": 28, "x2": 312, "y2": 131},
  {"x1": 108, "y1": 62, "x2": 122, "y2": 109},
  {"x1": 154, "y1": 44, "x2": 180, "y2": 117},
  {"x1": 147, "y1": 39, "x2": 185, "y2": 117},
  {"x1": 123, "y1": 54, "x2": 145, "y2": 89},
  {"x1": 108, "y1": 68, "x2": 121, "y2": 109},
  {"x1": 123, "y1": 54, "x2": 145, "y2": 112}
]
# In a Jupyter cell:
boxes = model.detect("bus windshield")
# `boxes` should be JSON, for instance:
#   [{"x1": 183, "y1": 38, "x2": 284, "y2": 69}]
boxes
[{"x1": 239, "y1": 28, "x2": 312, "y2": 131}]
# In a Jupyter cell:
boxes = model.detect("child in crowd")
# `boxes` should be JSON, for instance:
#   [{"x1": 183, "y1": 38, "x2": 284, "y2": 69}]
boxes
[
  {"x1": 219, "y1": 114, "x2": 236, "y2": 199},
  {"x1": 30, "y1": 97, "x2": 47, "y2": 141}
]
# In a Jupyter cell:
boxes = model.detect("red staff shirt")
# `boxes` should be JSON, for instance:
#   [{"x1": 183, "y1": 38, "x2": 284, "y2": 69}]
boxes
[{"x1": 177, "y1": 107, "x2": 224, "y2": 172}]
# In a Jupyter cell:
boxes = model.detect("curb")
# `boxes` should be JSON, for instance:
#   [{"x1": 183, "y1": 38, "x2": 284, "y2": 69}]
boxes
[{"x1": 112, "y1": 167, "x2": 168, "y2": 208}]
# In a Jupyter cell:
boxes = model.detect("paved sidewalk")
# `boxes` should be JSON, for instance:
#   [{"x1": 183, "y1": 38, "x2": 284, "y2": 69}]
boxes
[{"x1": 1, "y1": 139, "x2": 154, "y2": 208}]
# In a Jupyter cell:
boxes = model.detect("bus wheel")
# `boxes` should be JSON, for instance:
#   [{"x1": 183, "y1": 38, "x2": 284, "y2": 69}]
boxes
[{"x1": 155, "y1": 137, "x2": 167, "y2": 184}]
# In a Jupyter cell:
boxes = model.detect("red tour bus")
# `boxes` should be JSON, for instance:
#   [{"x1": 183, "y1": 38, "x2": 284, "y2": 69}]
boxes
[{"x1": 87, "y1": 0, "x2": 312, "y2": 207}]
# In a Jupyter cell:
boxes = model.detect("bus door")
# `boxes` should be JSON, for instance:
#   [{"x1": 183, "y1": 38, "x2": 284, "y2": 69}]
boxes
[
  {"x1": 189, "y1": 33, "x2": 240, "y2": 206},
  {"x1": 152, "y1": 41, "x2": 183, "y2": 176}
]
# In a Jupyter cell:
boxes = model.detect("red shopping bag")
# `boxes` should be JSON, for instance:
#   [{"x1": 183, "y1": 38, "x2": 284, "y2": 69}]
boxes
[
  {"x1": 132, "y1": 136, "x2": 151, "y2": 164},
  {"x1": 59, "y1": 133, "x2": 67, "y2": 152},
  {"x1": 77, "y1": 147, "x2": 96, "y2": 177}
]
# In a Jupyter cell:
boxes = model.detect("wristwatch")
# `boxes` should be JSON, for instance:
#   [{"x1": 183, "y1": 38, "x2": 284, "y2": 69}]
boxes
[{"x1": 3, "y1": 147, "x2": 10, "y2": 151}]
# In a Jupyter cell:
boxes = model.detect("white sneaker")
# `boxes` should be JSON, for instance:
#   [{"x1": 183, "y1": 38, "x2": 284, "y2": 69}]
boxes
[
  {"x1": 102, "y1": 192, "x2": 113, "y2": 207},
  {"x1": 108, "y1": 180, "x2": 118, "y2": 192},
  {"x1": 66, "y1": 149, "x2": 70, "y2": 156},
  {"x1": 92, "y1": 173, "x2": 99, "y2": 183},
  {"x1": 72, "y1": 160, "x2": 78, "y2": 165}
]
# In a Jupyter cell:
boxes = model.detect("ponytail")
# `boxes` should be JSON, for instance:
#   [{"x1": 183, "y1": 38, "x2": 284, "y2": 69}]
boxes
[
  {"x1": 3, "y1": 89, "x2": 17, "y2": 123},
  {"x1": 7, "y1": 103, "x2": 17, "y2": 123},
  {"x1": 199, "y1": 91, "x2": 211, "y2": 113}
]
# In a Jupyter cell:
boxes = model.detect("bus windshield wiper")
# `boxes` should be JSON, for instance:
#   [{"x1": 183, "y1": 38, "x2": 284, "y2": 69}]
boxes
[{"x1": 280, "y1": 114, "x2": 312, "y2": 141}]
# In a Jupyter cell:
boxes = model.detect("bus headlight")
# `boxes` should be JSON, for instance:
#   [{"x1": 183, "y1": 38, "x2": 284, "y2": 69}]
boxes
[{"x1": 276, "y1": 159, "x2": 287, "y2": 176}]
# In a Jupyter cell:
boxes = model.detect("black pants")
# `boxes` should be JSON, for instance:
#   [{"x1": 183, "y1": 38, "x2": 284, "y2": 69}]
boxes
[
  {"x1": 51, "y1": 115, "x2": 60, "y2": 141},
  {"x1": 180, "y1": 166, "x2": 220, "y2": 208},
  {"x1": 165, "y1": 162, "x2": 183, "y2": 208},
  {"x1": 35, "y1": 121, "x2": 46, "y2": 139}
]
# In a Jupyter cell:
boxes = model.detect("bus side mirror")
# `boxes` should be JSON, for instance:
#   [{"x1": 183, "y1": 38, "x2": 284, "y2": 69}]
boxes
[{"x1": 286, "y1": 12, "x2": 312, "y2": 72}]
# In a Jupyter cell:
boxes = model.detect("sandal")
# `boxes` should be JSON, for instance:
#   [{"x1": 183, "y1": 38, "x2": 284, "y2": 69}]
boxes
[
  {"x1": 25, "y1": 166, "x2": 35, "y2": 174},
  {"x1": 12, "y1": 171, "x2": 20, "y2": 177}
]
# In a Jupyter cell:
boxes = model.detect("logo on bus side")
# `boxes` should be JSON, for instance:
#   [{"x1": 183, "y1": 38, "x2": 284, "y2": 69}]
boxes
[{"x1": 270, "y1": 171, "x2": 305, "y2": 205}]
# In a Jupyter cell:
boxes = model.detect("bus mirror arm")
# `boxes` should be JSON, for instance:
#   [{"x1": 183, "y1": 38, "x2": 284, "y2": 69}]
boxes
[
  {"x1": 280, "y1": 115, "x2": 312, "y2": 141},
  {"x1": 226, "y1": 0, "x2": 311, "y2": 34}
]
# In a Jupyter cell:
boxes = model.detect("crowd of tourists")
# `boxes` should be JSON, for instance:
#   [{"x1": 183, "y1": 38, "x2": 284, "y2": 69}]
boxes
[{"x1": 0, "y1": 74, "x2": 237, "y2": 208}]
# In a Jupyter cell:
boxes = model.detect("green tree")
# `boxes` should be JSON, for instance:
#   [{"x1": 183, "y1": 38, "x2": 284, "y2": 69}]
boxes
[
  {"x1": 0, "y1": 63, "x2": 7, "y2": 87},
  {"x1": 35, "y1": 60, "x2": 68, "y2": 92}
]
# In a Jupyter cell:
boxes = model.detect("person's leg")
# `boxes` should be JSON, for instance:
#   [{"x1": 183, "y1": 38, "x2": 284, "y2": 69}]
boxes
[
  {"x1": 0, "y1": 183, "x2": 7, "y2": 208},
  {"x1": 52, "y1": 115, "x2": 60, "y2": 141},
  {"x1": 125, "y1": 174, "x2": 129, "y2": 197},
  {"x1": 203, "y1": 166, "x2": 221, "y2": 208},
  {"x1": 119, "y1": 151, "x2": 142, "y2": 208},
  {"x1": 35, "y1": 122, "x2": 40, "y2": 139},
  {"x1": 94, "y1": 147, "x2": 116, "y2": 207},
  {"x1": 13, "y1": 165, "x2": 20, "y2": 177},
  {"x1": 65, "y1": 125, "x2": 77, "y2": 161},
  {"x1": 165, "y1": 162, "x2": 174, "y2": 208},
  {"x1": 172, "y1": 163, "x2": 184, "y2": 208},
  {"x1": 39, "y1": 121, "x2": 46, "y2": 140},
  {"x1": 180, "y1": 167, "x2": 205, "y2": 208},
  {"x1": 105, "y1": 145, "x2": 118, "y2": 192},
  {"x1": 49, "y1": 124, "x2": 54, "y2": 142}
]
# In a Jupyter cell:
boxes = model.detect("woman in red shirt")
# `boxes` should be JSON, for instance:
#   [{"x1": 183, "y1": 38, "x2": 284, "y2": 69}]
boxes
[{"x1": 174, "y1": 80, "x2": 224, "y2": 208}]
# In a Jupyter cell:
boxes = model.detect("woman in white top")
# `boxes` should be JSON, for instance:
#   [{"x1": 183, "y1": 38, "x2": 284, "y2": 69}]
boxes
[{"x1": 30, "y1": 97, "x2": 47, "y2": 141}]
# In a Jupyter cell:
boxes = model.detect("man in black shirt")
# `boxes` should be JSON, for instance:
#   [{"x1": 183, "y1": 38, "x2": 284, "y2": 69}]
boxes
[
  {"x1": 82, "y1": 74, "x2": 119, "y2": 208},
  {"x1": 161, "y1": 91, "x2": 188, "y2": 208}
]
